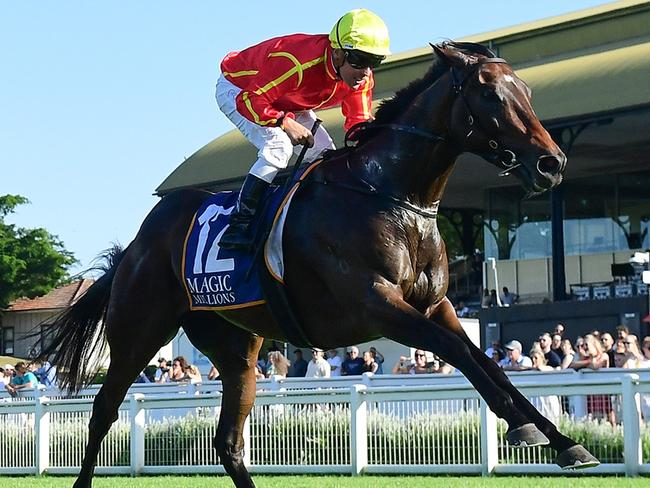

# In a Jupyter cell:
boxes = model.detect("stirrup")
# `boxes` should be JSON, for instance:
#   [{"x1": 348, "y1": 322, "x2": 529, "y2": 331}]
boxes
[
  {"x1": 220, "y1": 220, "x2": 253, "y2": 250},
  {"x1": 219, "y1": 174, "x2": 268, "y2": 250}
]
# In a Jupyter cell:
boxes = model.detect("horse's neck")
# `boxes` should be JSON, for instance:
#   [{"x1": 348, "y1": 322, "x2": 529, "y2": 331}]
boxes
[{"x1": 356, "y1": 79, "x2": 459, "y2": 208}]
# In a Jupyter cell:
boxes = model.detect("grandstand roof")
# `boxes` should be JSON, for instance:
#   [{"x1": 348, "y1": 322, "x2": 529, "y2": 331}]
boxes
[{"x1": 156, "y1": 1, "x2": 650, "y2": 206}]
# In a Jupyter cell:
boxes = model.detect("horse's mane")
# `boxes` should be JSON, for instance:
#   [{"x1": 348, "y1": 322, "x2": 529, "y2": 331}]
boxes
[
  {"x1": 323, "y1": 41, "x2": 496, "y2": 157},
  {"x1": 373, "y1": 41, "x2": 496, "y2": 125}
]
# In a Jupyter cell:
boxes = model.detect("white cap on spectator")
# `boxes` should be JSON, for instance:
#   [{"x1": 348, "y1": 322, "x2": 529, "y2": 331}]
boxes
[
  {"x1": 4, "y1": 364, "x2": 14, "y2": 370},
  {"x1": 504, "y1": 340, "x2": 523, "y2": 352}
]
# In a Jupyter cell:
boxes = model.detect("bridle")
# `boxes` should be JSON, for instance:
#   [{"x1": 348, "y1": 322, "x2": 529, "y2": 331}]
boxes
[
  {"x1": 345, "y1": 56, "x2": 522, "y2": 178},
  {"x1": 326, "y1": 55, "x2": 529, "y2": 218},
  {"x1": 450, "y1": 57, "x2": 522, "y2": 177}
]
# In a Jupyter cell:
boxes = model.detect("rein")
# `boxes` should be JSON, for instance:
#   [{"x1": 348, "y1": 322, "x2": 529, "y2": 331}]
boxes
[
  {"x1": 311, "y1": 162, "x2": 441, "y2": 219},
  {"x1": 333, "y1": 122, "x2": 445, "y2": 219},
  {"x1": 314, "y1": 55, "x2": 521, "y2": 218},
  {"x1": 344, "y1": 122, "x2": 445, "y2": 147}
]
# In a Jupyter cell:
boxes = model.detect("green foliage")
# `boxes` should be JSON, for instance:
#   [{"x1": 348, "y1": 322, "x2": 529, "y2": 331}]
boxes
[
  {"x1": 93, "y1": 367, "x2": 109, "y2": 384},
  {"x1": 51, "y1": 416, "x2": 131, "y2": 467},
  {"x1": 557, "y1": 416, "x2": 627, "y2": 463},
  {"x1": 368, "y1": 410, "x2": 481, "y2": 464},
  {"x1": 249, "y1": 404, "x2": 352, "y2": 464},
  {"x1": 144, "y1": 411, "x2": 219, "y2": 465},
  {"x1": 0, "y1": 194, "x2": 76, "y2": 307},
  {"x1": 437, "y1": 214, "x2": 463, "y2": 258},
  {"x1": 497, "y1": 416, "x2": 629, "y2": 464},
  {"x1": 0, "y1": 421, "x2": 35, "y2": 466}
]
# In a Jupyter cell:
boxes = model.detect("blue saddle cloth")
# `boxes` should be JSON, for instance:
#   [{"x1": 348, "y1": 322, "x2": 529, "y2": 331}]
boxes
[{"x1": 182, "y1": 188, "x2": 284, "y2": 310}]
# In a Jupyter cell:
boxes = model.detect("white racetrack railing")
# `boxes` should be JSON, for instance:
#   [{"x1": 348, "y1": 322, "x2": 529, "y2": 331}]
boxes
[{"x1": 0, "y1": 369, "x2": 649, "y2": 477}]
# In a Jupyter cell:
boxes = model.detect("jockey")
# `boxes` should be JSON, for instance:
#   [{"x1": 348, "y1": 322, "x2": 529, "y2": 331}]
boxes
[{"x1": 216, "y1": 8, "x2": 390, "y2": 249}]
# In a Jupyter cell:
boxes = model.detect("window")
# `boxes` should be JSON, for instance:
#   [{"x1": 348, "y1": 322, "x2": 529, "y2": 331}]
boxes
[
  {"x1": 484, "y1": 186, "x2": 550, "y2": 260},
  {"x1": 484, "y1": 170, "x2": 650, "y2": 260},
  {"x1": 563, "y1": 175, "x2": 621, "y2": 255},
  {"x1": 2, "y1": 327, "x2": 14, "y2": 355},
  {"x1": 618, "y1": 172, "x2": 650, "y2": 249}
]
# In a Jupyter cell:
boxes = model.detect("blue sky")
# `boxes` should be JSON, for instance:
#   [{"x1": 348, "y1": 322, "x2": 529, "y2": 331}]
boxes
[{"x1": 1, "y1": 1, "x2": 609, "y2": 274}]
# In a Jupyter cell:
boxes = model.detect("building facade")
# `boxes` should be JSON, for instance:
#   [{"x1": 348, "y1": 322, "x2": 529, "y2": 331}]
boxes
[{"x1": 1, "y1": 280, "x2": 93, "y2": 358}]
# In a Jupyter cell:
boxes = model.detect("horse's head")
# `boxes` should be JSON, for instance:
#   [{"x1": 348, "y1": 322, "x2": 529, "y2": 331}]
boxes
[{"x1": 433, "y1": 42, "x2": 566, "y2": 196}]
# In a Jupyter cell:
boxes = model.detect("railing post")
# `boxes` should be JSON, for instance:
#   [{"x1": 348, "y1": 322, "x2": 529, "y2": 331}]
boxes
[
  {"x1": 570, "y1": 370, "x2": 587, "y2": 419},
  {"x1": 622, "y1": 373, "x2": 641, "y2": 477},
  {"x1": 129, "y1": 393, "x2": 145, "y2": 477},
  {"x1": 350, "y1": 384, "x2": 367, "y2": 475},
  {"x1": 480, "y1": 399, "x2": 498, "y2": 476},
  {"x1": 34, "y1": 396, "x2": 50, "y2": 475},
  {"x1": 270, "y1": 375, "x2": 282, "y2": 392},
  {"x1": 242, "y1": 415, "x2": 251, "y2": 468}
]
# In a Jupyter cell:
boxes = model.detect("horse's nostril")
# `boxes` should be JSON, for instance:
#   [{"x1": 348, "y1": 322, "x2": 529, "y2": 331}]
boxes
[{"x1": 537, "y1": 155, "x2": 563, "y2": 175}]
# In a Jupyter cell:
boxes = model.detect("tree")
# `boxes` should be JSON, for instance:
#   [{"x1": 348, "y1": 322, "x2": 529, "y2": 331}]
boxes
[{"x1": 0, "y1": 195, "x2": 76, "y2": 308}]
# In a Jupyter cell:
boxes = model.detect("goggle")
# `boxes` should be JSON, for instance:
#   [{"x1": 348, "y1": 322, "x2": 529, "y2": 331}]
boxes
[{"x1": 345, "y1": 50, "x2": 384, "y2": 70}]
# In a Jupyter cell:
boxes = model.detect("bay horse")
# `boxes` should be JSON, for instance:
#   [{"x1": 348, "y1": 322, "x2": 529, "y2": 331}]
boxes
[{"x1": 42, "y1": 42, "x2": 598, "y2": 488}]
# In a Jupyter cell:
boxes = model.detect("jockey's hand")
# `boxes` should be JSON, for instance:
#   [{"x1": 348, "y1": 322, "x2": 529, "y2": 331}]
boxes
[{"x1": 282, "y1": 117, "x2": 314, "y2": 147}]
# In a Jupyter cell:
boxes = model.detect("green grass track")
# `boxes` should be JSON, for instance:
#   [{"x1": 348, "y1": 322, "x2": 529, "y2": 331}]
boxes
[{"x1": 2, "y1": 476, "x2": 649, "y2": 488}]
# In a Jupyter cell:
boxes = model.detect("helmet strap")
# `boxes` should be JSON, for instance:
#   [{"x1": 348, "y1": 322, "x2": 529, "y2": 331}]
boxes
[
  {"x1": 333, "y1": 49, "x2": 345, "y2": 80},
  {"x1": 333, "y1": 18, "x2": 344, "y2": 79},
  {"x1": 335, "y1": 18, "x2": 343, "y2": 49}
]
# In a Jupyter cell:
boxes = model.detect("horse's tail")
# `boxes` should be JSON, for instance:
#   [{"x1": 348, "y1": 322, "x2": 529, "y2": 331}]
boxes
[{"x1": 41, "y1": 244, "x2": 126, "y2": 394}]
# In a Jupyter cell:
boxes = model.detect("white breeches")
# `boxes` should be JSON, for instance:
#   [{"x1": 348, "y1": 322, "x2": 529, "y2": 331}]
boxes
[{"x1": 215, "y1": 74, "x2": 336, "y2": 183}]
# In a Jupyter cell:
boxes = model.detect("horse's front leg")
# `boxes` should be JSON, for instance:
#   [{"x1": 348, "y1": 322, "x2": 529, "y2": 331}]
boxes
[
  {"x1": 429, "y1": 297, "x2": 600, "y2": 469},
  {"x1": 214, "y1": 362, "x2": 259, "y2": 488},
  {"x1": 366, "y1": 281, "x2": 544, "y2": 445},
  {"x1": 183, "y1": 313, "x2": 263, "y2": 488}
]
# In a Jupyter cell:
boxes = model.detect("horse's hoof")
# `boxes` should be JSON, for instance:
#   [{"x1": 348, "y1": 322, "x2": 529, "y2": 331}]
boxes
[
  {"x1": 506, "y1": 423, "x2": 550, "y2": 447},
  {"x1": 556, "y1": 444, "x2": 600, "y2": 470}
]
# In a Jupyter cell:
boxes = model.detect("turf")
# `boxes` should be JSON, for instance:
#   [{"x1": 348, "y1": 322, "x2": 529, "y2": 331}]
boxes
[{"x1": 2, "y1": 476, "x2": 649, "y2": 488}]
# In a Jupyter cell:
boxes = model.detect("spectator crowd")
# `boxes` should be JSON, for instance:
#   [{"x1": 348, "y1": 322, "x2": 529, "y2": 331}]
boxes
[
  {"x1": 3, "y1": 342, "x2": 455, "y2": 398},
  {"x1": 1, "y1": 357, "x2": 56, "y2": 397},
  {"x1": 491, "y1": 323, "x2": 650, "y2": 424},
  {"x1": 490, "y1": 323, "x2": 650, "y2": 372},
  {"x1": 124, "y1": 342, "x2": 453, "y2": 388},
  {"x1": 248, "y1": 343, "x2": 455, "y2": 380}
]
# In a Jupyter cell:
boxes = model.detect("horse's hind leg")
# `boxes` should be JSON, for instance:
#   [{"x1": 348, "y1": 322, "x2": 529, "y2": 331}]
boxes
[
  {"x1": 429, "y1": 297, "x2": 599, "y2": 468},
  {"x1": 183, "y1": 312, "x2": 263, "y2": 488},
  {"x1": 368, "y1": 286, "x2": 535, "y2": 433},
  {"x1": 74, "y1": 269, "x2": 183, "y2": 487}
]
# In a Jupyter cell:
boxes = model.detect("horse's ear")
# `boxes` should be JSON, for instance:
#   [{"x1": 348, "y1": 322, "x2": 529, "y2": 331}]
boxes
[
  {"x1": 431, "y1": 41, "x2": 476, "y2": 68},
  {"x1": 430, "y1": 43, "x2": 449, "y2": 65}
]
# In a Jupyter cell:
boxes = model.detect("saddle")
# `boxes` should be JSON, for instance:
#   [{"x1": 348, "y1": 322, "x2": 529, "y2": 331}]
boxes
[{"x1": 181, "y1": 160, "x2": 321, "y2": 348}]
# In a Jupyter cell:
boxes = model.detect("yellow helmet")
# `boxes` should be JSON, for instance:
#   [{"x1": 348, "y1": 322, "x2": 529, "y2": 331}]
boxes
[{"x1": 329, "y1": 9, "x2": 390, "y2": 57}]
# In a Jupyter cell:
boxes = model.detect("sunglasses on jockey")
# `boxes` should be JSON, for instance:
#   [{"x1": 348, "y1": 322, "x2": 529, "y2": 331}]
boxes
[{"x1": 344, "y1": 49, "x2": 385, "y2": 70}]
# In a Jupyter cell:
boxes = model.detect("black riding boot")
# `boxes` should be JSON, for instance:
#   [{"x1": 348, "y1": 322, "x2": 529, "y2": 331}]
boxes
[{"x1": 219, "y1": 174, "x2": 269, "y2": 250}]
